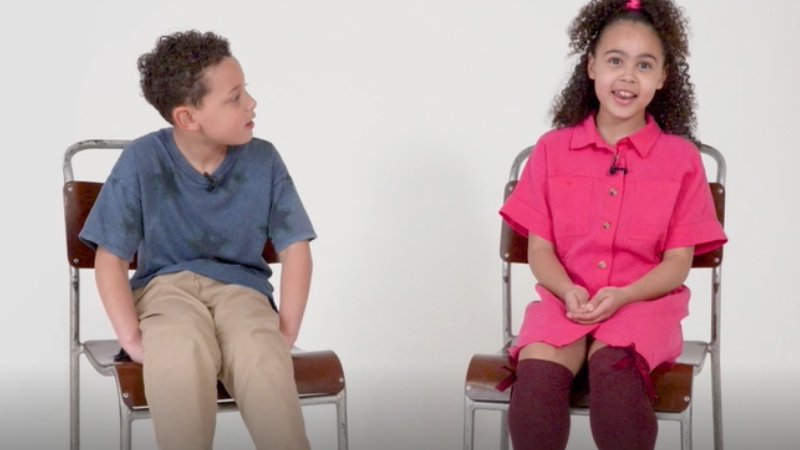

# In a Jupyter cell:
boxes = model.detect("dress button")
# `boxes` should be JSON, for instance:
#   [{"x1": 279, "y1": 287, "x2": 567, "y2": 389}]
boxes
[
  {"x1": 598, "y1": 261, "x2": 607, "y2": 269},
  {"x1": 603, "y1": 221, "x2": 611, "y2": 229},
  {"x1": 609, "y1": 188, "x2": 617, "y2": 196}
]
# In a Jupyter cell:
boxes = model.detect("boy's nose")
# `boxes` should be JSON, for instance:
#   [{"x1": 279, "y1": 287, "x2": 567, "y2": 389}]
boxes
[{"x1": 243, "y1": 90, "x2": 257, "y2": 110}]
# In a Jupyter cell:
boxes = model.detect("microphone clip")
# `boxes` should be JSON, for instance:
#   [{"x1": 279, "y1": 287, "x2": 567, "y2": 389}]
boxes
[
  {"x1": 203, "y1": 172, "x2": 217, "y2": 192},
  {"x1": 608, "y1": 153, "x2": 628, "y2": 175},
  {"x1": 608, "y1": 165, "x2": 628, "y2": 175}
]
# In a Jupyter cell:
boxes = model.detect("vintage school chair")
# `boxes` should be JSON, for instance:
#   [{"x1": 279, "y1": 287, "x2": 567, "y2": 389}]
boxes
[
  {"x1": 63, "y1": 139, "x2": 349, "y2": 450},
  {"x1": 463, "y1": 144, "x2": 726, "y2": 450}
]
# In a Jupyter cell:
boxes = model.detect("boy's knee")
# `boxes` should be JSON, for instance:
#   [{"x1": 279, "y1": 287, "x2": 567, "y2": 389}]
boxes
[
  {"x1": 218, "y1": 311, "x2": 283, "y2": 350},
  {"x1": 226, "y1": 331, "x2": 289, "y2": 365},
  {"x1": 143, "y1": 325, "x2": 220, "y2": 368}
]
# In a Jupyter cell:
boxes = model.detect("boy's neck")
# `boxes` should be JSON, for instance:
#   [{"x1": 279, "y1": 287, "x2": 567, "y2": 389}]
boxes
[
  {"x1": 171, "y1": 128, "x2": 228, "y2": 175},
  {"x1": 594, "y1": 113, "x2": 647, "y2": 149}
]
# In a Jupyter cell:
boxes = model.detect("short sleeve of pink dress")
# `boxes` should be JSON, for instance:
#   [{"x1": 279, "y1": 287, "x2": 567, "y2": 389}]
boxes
[
  {"x1": 498, "y1": 116, "x2": 727, "y2": 370},
  {"x1": 499, "y1": 136, "x2": 554, "y2": 243},
  {"x1": 663, "y1": 147, "x2": 727, "y2": 255}
]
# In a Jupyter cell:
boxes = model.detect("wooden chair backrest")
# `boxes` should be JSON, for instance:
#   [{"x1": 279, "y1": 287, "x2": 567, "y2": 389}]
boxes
[{"x1": 63, "y1": 181, "x2": 279, "y2": 269}]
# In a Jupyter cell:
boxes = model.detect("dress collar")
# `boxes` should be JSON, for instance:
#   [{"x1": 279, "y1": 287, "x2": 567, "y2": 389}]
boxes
[{"x1": 569, "y1": 113, "x2": 661, "y2": 157}]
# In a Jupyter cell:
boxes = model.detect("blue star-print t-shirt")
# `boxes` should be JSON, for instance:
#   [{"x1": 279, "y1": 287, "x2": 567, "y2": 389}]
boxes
[{"x1": 79, "y1": 128, "x2": 316, "y2": 307}]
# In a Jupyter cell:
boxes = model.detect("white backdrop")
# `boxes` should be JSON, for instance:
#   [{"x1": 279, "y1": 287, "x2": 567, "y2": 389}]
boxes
[{"x1": 3, "y1": 1, "x2": 799, "y2": 449}]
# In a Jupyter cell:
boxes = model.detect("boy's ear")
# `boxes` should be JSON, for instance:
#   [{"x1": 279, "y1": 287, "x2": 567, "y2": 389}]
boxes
[
  {"x1": 587, "y1": 53, "x2": 596, "y2": 80},
  {"x1": 172, "y1": 106, "x2": 199, "y2": 131}
]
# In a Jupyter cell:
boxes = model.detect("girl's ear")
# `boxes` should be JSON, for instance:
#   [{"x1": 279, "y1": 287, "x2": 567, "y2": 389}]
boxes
[
  {"x1": 587, "y1": 53, "x2": 597, "y2": 80},
  {"x1": 172, "y1": 106, "x2": 199, "y2": 131},
  {"x1": 657, "y1": 65, "x2": 668, "y2": 90}
]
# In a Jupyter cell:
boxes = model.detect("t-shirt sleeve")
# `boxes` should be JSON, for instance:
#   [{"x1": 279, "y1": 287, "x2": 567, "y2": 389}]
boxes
[
  {"x1": 664, "y1": 149, "x2": 727, "y2": 255},
  {"x1": 499, "y1": 140, "x2": 553, "y2": 242},
  {"x1": 78, "y1": 173, "x2": 143, "y2": 263},
  {"x1": 267, "y1": 152, "x2": 317, "y2": 253}
]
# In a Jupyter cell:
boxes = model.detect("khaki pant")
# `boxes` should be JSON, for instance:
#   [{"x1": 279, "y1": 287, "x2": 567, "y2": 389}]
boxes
[{"x1": 133, "y1": 271, "x2": 310, "y2": 450}]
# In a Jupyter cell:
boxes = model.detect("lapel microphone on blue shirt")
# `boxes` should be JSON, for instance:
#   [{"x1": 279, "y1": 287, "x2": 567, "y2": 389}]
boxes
[
  {"x1": 609, "y1": 154, "x2": 628, "y2": 175},
  {"x1": 203, "y1": 172, "x2": 217, "y2": 192}
]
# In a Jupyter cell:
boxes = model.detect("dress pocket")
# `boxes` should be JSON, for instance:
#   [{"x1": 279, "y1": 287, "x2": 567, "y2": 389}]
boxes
[
  {"x1": 548, "y1": 176, "x2": 593, "y2": 238},
  {"x1": 628, "y1": 180, "x2": 680, "y2": 241}
]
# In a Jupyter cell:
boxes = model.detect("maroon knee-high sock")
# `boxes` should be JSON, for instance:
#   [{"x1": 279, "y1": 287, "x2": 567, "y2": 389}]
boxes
[
  {"x1": 507, "y1": 359, "x2": 573, "y2": 450},
  {"x1": 588, "y1": 346, "x2": 658, "y2": 450}
]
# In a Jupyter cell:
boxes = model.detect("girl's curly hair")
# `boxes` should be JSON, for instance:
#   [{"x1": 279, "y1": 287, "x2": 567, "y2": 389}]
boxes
[
  {"x1": 550, "y1": 0, "x2": 697, "y2": 143},
  {"x1": 137, "y1": 30, "x2": 232, "y2": 123}
]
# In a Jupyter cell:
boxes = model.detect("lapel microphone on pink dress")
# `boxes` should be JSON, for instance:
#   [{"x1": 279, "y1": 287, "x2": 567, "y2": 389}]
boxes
[{"x1": 609, "y1": 154, "x2": 628, "y2": 175}]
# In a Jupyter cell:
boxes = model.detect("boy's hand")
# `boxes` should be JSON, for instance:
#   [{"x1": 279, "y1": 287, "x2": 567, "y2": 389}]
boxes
[
  {"x1": 562, "y1": 285, "x2": 590, "y2": 318},
  {"x1": 569, "y1": 287, "x2": 631, "y2": 324},
  {"x1": 280, "y1": 328, "x2": 298, "y2": 349},
  {"x1": 277, "y1": 240, "x2": 311, "y2": 352},
  {"x1": 121, "y1": 337, "x2": 145, "y2": 364}
]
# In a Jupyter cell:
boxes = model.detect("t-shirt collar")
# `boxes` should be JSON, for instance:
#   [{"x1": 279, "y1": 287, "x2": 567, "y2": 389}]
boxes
[{"x1": 570, "y1": 113, "x2": 661, "y2": 157}]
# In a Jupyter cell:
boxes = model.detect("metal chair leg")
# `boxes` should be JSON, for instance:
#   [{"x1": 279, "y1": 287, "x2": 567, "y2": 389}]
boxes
[
  {"x1": 711, "y1": 352, "x2": 724, "y2": 450},
  {"x1": 70, "y1": 350, "x2": 80, "y2": 450},
  {"x1": 464, "y1": 398, "x2": 475, "y2": 450},
  {"x1": 680, "y1": 406, "x2": 693, "y2": 450},
  {"x1": 500, "y1": 410, "x2": 510, "y2": 450},
  {"x1": 336, "y1": 391, "x2": 349, "y2": 450},
  {"x1": 119, "y1": 401, "x2": 133, "y2": 450}
]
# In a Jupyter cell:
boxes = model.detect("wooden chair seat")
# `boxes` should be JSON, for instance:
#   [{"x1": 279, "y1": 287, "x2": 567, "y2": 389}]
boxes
[
  {"x1": 465, "y1": 353, "x2": 693, "y2": 414},
  {"x1": 113, "y1": 348, "x2": 346, "y2": 410}
]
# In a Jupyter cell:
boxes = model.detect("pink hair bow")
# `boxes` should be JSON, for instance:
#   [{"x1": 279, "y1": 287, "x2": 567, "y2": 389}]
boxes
[{"x1": 626, "y1": 0, "x2": 641, "y2": 10}]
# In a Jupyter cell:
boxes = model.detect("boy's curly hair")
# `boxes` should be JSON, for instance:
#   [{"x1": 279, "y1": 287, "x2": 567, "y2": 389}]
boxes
[
  {"x1": 137, "y1": 30, "x2": 231, "y2": 123},
  {"x1": 551, "y1": 0, "x2": 697, "y2": 143}
]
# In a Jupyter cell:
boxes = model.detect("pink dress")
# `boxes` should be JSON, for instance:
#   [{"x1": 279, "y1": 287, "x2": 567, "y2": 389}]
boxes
[{"x1": 499, "y1": 115, "x2": 727, "y2": 370}]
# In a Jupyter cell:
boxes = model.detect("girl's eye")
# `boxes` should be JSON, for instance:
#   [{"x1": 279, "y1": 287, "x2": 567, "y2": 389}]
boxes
[
  {"x1": 638, "y1": 62, "x2": 651, "y2": 69},
  {"x1": 609, "y1": 57, "x2": 621, "y2": 65}
]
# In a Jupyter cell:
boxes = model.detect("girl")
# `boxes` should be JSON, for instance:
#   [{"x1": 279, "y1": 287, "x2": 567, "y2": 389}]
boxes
[{"x1": 499, "y1": 1, "x2": 727, "y2": 449}]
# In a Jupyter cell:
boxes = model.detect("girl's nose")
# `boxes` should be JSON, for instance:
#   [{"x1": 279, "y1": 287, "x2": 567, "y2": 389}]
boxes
[{"x1": 619, "y1": 63, "x2": 637, "y2": 82}]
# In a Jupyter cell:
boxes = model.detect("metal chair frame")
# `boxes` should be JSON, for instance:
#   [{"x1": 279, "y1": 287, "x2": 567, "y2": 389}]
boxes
[
  {"x1": 64, "y1": 139, "x2": 349, "y2": 450},
  {"x1": 464, "y1": 144, "x2": 726, "y2": 450}
]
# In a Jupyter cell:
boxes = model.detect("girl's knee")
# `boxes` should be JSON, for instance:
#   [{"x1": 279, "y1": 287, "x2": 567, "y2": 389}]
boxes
[
  {"x1": 588, "y1": 345, "x2": 656, "y2": 405},
  {"x1": 518, "y1": 339, "x2": 586, "y2": 375},
  {"x1": 589, "y1": 345, "x2": 649, "y2": 372}
]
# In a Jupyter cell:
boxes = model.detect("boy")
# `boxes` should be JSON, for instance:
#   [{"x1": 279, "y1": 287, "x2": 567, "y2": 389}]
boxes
[{"x1": 80, "y1": 30, "x2": 315, "y2": 450}]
